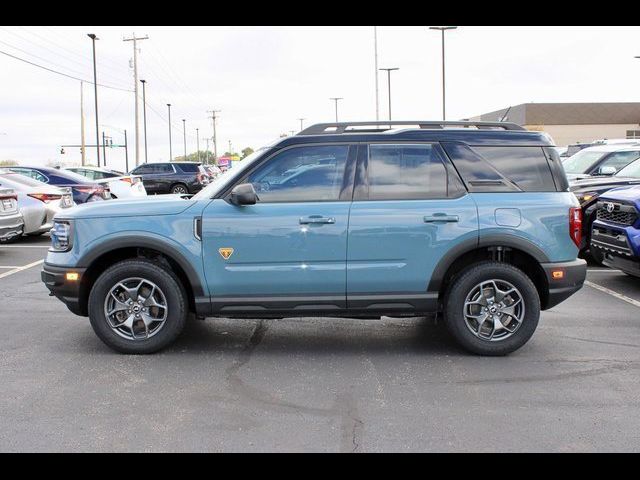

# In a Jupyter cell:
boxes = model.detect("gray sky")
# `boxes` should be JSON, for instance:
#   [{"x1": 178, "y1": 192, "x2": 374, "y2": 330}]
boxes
[{"x1": 1, "y1": 26, "x2": 639, "y2": 171}]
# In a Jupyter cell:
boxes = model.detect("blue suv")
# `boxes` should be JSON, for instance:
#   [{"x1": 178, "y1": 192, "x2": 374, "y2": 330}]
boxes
[
  {"x1": 590, "y1": 185, "x2": 640, "y2": 277},
  {"x1": 41, "y1": 121, "x2": 586, "y2": 355}
]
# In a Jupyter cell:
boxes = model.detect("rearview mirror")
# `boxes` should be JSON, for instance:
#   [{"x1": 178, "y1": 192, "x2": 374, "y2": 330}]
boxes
[
  {"x1": 229, "y1": 183, "x2": 258, "y2": 206},
  {"x1": 599, "y1": 166, "x2": 617, "y2": 176}
]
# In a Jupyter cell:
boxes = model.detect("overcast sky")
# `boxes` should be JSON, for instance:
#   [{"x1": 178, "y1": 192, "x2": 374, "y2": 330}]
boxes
[{"x1": 1, "y1": 25, "x2": 639, "y2": 171}]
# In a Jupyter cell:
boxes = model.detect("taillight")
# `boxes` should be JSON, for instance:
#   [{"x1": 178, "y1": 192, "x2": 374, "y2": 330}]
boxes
[
  {"x1": 0, "y1": 193, "x2": 17, "y2": 201},
  {"x1": 569, "y1": 207, "x2": 582, "y2": 248},
  {"x1": 27, "y1": 193, "x2": 62, "y2": 203},
  {"x1": 120, "y1": 177, "x2": 133, "y2": 184},
  {"x1": 75, "y1": 186, "x2": 97, "y2": 194}
]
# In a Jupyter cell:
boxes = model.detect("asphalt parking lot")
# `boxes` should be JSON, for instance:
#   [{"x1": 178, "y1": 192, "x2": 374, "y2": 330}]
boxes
[{"x1": 1, "y1": 236, "x2": 640, "y2": 452}]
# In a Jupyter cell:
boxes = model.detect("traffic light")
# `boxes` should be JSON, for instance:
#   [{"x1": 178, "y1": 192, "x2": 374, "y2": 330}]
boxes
[{"x1": 60, "y1": 147, "x2": 65, "y2": 154}]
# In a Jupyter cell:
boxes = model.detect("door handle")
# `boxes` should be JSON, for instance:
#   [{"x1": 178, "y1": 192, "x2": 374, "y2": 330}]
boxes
[
  {"x1": 299, "y1": 215, "x2": 336, "y2": 225},
  {"x1": 424, "y1": 214, "x2": 459, "y2": 223}
]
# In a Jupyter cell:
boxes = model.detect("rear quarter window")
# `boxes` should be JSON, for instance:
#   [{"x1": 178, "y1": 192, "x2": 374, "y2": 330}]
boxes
[
  {"x1": 177, "y1": 164, "x2": 200, "y2": 173},
  {"x1": 471, "y1": 146, "x2": 557, "y2": 192}
]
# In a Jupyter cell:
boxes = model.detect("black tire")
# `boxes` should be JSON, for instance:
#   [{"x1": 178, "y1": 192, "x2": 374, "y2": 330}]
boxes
[
  {"x1": 88, "y1": 259, "x2": 188, "y2": 354},
  {"x1": 0, "y1": 234, "x2": 22, "y2": 244},
  {"x1": 589, "y1": 247, "x2": 605, "y2": 266},
  {"x1": 170, "y1": 183, "x2": 189, "y2": 195},
  {"x1": 443, "y1": 261, "x2": 540, "y2": 356}
]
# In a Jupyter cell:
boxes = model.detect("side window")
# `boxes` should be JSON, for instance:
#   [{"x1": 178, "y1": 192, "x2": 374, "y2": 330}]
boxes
[
  {"x1": 366, "y1": 144, "x2": 450, "y2": 200},
  {"x1": 134, "y1": 164, "x2": 152, "y2": 174},
  {"x1": 159, "y1": 164, "x2": 174, "y2": 173},
  {"x1": 16, "y1": 168, "x2": 48, "y2": 183},
  {"x1": 84, "y1": 170, "x2": 97, "y2": 180},
  {"x1": 246, "y1": 145, "x2": 349, "y2": 202},
  {"x1": 472, "y1": 146, "x2": 556, "y2": 192},
  {"x1": 599, "y1": 151, "x2": 640, "y2": 172}
]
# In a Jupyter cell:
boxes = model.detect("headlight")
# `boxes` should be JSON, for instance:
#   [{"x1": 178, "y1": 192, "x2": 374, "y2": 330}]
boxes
[
  {"x1": 575, "y1": 191, "x2": 598, "y2": 205},
  {"x1": 49, "y1": 220, "x2": 73, "y2": 252}
]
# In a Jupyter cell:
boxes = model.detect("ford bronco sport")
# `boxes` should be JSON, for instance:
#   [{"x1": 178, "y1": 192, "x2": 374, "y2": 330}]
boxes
[{"x1": 42, "y1": 121, "x2": 587, "y2": 355}]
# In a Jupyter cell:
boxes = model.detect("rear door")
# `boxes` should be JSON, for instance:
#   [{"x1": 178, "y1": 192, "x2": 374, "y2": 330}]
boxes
[{"x1": 346, "y1": 143, "x2": 478, "y2": 313}]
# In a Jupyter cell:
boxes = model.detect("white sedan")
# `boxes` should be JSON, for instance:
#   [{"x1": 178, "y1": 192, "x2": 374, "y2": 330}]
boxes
[{"x1": 65, "y1": 166, "x2": 147, "y2": 199}]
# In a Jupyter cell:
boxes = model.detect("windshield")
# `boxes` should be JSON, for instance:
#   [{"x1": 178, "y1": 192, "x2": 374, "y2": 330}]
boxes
[
  {"x1": 192, "y1": 148, "x2": 268, "y2": 200},
  {"x1": 562, "y1": 149, "x2": 609, "y2": 174},
  {"x1": 616, "y1": 158, "x2": 640, "y2": 178}
]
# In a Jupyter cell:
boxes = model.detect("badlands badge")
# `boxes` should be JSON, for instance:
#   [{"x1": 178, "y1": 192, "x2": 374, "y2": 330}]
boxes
[{"x1": 218, "y1": 247, "x2": 234, "y2": 260}]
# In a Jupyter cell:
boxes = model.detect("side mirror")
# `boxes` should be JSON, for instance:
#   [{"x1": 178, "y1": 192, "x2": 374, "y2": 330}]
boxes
[
  {"x1": 229, "y1": 183, "x2": 258, "y2": 206},
  {"x1": 599, "y1": 166, "x2": 617, "y2": 176}
]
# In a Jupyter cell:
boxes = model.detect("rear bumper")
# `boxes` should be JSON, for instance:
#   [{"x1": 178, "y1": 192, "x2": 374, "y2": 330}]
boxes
[
  {"x1": 601, "y1": 253, "x2": 640, "y2": 278},
  {"x1": 0, "y1": 215, "x2": 24, "y2": 240},
  {"x1": 41, "y1": 263, "x2": 87, "y2": 316},
  {"x1": 540, "y1": 259, "x2": 587, "y2": 310}
]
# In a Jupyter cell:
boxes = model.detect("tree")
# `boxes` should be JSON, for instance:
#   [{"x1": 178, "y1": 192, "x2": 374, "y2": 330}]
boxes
[
  {"x1": 0, "y1": 159, "x2": 18, "y2": 167},
  {"x1": 241, "y1": 147, "x2": 254, "y2": 159}
]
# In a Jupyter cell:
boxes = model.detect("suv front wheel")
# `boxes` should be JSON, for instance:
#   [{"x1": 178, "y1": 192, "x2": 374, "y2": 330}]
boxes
[
  {"x1": 88, "y1": 259, "x2": 188, "y2": 354},
  {"x1": 443, "y1": 262, "x2": 540, "y2": 356}
]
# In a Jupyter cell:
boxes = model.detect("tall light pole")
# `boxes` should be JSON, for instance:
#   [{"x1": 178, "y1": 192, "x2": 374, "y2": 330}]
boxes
[
  {"x1": 80, "y1": 81, "x2": 86, "y2": 166},
  {"x1": 167, "y1": 103, "x2": 172, "y2": 161},
  {"x1": 140, "y1": 79, "x2": 148, "y2": 164},
  {"x1": 298, "y1": 117, "x2": 306, "y2": 131},
  {"x1": 87, "y1": 33, "x2": 100, "y2": 167},
  {"x1": 429, "y1": 26, "x2": 457, "y2": 121},
  {"x1": 329, "y1": 97, "x2": 343, "y2": 122},
  {"x1": 379, "y1": 67, "x2": 399, "y2": 121},
  {"x1": 374, "y1": 26, "x2": 380, "y2": 121},
  {"x1": 207, "y1": 110, "x2": 220, "y2": 164},
  {"x1": 182, "y1": 119, "x2": 187, "y2": 160},
  {"x1": 196, "y1": 128, "x2": 200, "y2": 163}
]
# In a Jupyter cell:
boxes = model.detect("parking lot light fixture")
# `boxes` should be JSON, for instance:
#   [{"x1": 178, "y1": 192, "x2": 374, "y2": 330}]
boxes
[
  {"x1": 379, "y1": 67, "x2": 399, "y2": 121},
  {"x1": 429, "y1": 26, "x2": 458, "y2": 121}
]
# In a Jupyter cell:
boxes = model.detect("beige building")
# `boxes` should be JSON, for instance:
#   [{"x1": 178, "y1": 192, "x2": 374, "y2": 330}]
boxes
[{"x1": 470, "y1": 103, "x2": 640, "y2": 146}]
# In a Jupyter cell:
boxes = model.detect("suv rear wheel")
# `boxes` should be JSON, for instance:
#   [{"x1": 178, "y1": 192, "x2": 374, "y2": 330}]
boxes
[
  {"x1": 88, "y1": 259, "x2": 188, "y2": 354},
  {"x1": 170, "y1": 183, "x2": 188, "y2": 194},
  {"x1": 443, "y1": 261, "x2": 540, "y2": 356}
]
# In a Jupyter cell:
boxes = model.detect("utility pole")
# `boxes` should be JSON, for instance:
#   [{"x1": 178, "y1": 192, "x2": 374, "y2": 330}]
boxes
[
  {"x1": 298, "y1": 117, "x2": 306, "y2": 131},
  {"x1": 102, "y1": 131, "x2": 107, "y2": 167},
  {"x1": 87, "y1": 34, "x2": 100, "y2": 167},
  {"x1": 123, "y1": 33, "x2": 149, "y2": 167},
  {"x1": 196, "y1": 128, "x2": 200, "y2": 163},
  {"x1": 140, "y1": 79, "x2": 148, "y2": 164},
  {"x1": 374, "y1": 26, "x2": 380, "y2": 121},
  {"x1": 205, "y1": 138, "x2": 210, "y2": 164},
  {"x1": 182, "y1": 119, "x2": 187, "y2": 160},
  {"x1": 379, "y1": 68, "x2": 399, "y2": 121},
  {"x1": 80, "y1": 81, "x2": 86, "y2": 166},
  {"x1": 124, "y1": 129, "x2": 129, "y2": 173},
  {"x1": 329, "y1": 97, "x2": 343, "y2": 122},
  {"x1": 167, "y1": 103, "x2": 172, "y2": 161},
  {"x1": 207, "y1": 109, "x2": 220, "y2": 165}
]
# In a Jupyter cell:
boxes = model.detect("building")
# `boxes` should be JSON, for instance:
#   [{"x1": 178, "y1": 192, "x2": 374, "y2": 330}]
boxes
[{"x1": 470, "y1": 103, "x2": 640, "y2": 146}]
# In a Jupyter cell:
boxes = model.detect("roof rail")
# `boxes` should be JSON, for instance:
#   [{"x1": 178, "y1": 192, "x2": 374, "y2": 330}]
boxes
[{"x1": 298, "y1": 121, "x2": 526, "y2": 135}]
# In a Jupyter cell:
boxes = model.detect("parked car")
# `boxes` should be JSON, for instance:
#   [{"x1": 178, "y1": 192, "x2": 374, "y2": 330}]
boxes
[
  {"x1": 0, "y1": 171, "x2": 75, "y2": 237},
  {"x1": 65, "y1": 166, "x2": 147, "y2": 199},
  {"x1": 590, "y1": 185, "x2": 640, "y2": 277},
  {"x1": 564, "y1": 142, "x2": 597, "y2": 159},
  {"x1": 128, "y1": 162, "x2": 209, "y2": 194},
  {"x1": 0, "y1": 188, "x2": 24, "y2": 243},
  {"x1": 562, "y1": 145, "x2": 640, "y2": 181},
  {"x1": 42, "y1": 120, "x2": 586, "y2": 356},
  {"x1": 8, "y1": 166, "x2": 110, "y2": 204},
  {"x1": 204, "y1": 165, "x2": 223, "y2": 181}
]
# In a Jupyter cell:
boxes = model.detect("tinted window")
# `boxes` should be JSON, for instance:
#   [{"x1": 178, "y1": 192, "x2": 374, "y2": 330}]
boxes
[
  {"x1": 177, "y1": 163, "x2": 199, "y2": 173},
  {"x1": 367, "y1": 144, "x2": 449, "y2": 200},
  {"x1": 473, "y1": 146, "x2": 556, "y2": 191},
  {"x1": 12, "y1": 168, "x2": 48, "y2": 183},
  {"x1": 132, "y1": 164, "x2": 152, "y2": 174},
  {"x1": 158, "y1": 164, "x2": 174, "y2": 173},
  {"x1": 246, "y1": 145, "x2": 348, "y2": 202},
  {"x1": 599, "y1": 151, "x2": 640, "y2": 173}
]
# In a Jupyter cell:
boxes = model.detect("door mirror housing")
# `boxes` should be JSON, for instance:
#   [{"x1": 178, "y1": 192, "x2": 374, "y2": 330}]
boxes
[
  {"x1": 229, "y1": 183, "x2": 258, "y2": 206},
  {"x1": 598, "y1": 165, "x2": 617, "y2": 176}
]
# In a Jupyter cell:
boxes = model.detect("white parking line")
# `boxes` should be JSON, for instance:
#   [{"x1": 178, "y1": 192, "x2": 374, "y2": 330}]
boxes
[
  {"x1": 0, "y1": 245, "x2": 49, "y2": 248},
  {"x1": 0, "y1": 266, "x2": 21, "y2": 269},
  {"x1": 0, "y1": 259, "x2": 44, "y2": 279},
  {"x1": 585, "y1": 280, "x2": 640, "y2": 309}
]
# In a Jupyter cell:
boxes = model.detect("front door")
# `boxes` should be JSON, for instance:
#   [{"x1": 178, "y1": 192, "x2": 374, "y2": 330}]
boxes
[
  {"x1": 201, "y1": 144, "x2": 356, "y2": 313},
  {"x1": 346, "y1": 143, "x2": 478, "y2": 312}
]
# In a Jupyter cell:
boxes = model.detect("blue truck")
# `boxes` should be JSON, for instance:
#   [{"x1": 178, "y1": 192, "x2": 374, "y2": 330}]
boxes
[
  {"x1": 42, "y1": 121, "x2": 586, "y2": 356},
  {"x1": 590, "y1": 184, "x2": 640, "y2": 277}
]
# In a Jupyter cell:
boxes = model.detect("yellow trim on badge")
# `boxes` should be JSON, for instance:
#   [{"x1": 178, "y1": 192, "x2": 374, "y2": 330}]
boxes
[{"x1": 219, "y1": 247, "x2": 234, "y2": 260}]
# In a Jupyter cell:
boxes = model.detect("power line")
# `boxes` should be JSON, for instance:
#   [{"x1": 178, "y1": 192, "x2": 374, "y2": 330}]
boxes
[{"x1": 0, "y1": 49, "x2": 133, "y2": 92}]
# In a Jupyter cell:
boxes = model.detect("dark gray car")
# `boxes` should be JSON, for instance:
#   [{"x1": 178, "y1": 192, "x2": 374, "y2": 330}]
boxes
[{"x1": 128, "y1": 162, "x2": 209, "y2": 194}]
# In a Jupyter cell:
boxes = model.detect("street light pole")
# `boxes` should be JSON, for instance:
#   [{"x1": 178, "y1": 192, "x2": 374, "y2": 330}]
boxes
[
  {"x1": 182, "y1": 119, "x2": 187, "y2": 160},
  {"x1": 167, "y1": 103, "x2": 172, "y2": 161},
  {"x1": 329, "y1": 97, "x2": 343, "y2": 122},
  {"x1": 374, "y1": 26, "x2": 380, "y2": 121},
  {"x1": 87, "y1": 33, "x2": 100, "y2": 167},
  {"x1": 196, "y1": 128, "x2": 200, "y2": 163},
  {"x1": 298, "y1": 117, "x2": 306, "y2": 131},
  {"x1": 140, "y1": 79, "x2": 148, "y2": 164},
  {"x1": 379, "y1": 68, "x2": 399, "y2": 121},
  {"x1": 429, "y1": 26, "x2": 457, "y2": 121}
]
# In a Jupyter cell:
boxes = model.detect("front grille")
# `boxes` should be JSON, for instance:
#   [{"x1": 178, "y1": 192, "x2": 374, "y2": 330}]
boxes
[{"x1": 596, "y1": 202, "x2": 638, "y2": 226}]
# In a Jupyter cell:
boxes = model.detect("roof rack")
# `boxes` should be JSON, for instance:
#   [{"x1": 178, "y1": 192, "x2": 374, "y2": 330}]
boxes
[{"x1": 298, "y1": 121, "x2": 526, "y2": 135}]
